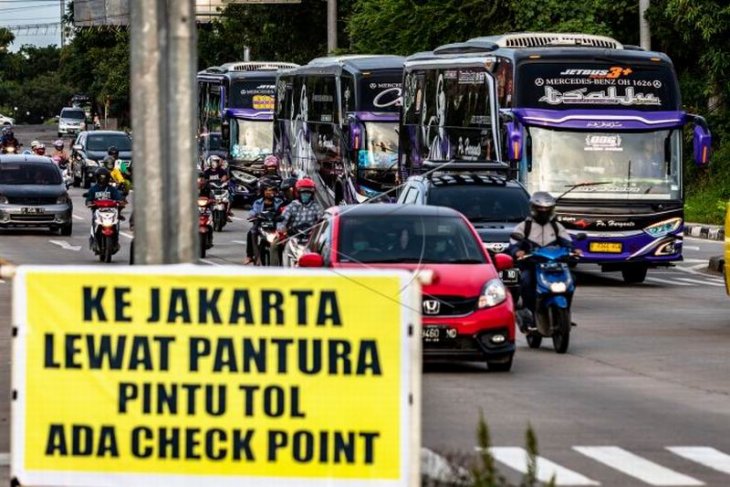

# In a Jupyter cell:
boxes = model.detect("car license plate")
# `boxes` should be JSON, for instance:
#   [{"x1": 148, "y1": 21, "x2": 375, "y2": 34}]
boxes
[
  {"x1": 21, "y1": 207, "x2": 45, "y2": 214},
  {"x1": 422, "y1": 326, "x2": 442, "y2": 343},
  {"x1": 500, "y1": 268, "x2": 520, "y2": 285},
  {"x1": 589, "y1": 242, "x2": 623, "y2": 253}
]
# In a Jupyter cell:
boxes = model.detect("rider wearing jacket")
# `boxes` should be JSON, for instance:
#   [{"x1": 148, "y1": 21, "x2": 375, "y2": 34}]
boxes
[
  {"x1": 51, "y1": 140, "x2": 69, "y2": 165},
  {"x1": 244, "y1": 180, "x2": 283, "y2": 264},
  {"x1": 203, "y1": 155, "x2": 228, "y2": 182},
  {"x1": 277, "y1": 178, "x2": 323, "y2": 242},
  {"x1": 509, "y1": 192, "x2": 578, "y2": 324}
]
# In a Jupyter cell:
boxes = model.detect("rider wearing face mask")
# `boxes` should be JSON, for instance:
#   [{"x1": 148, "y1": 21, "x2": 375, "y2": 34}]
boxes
[
  {"x1": 32, "y1": 143, "x2": 47, "y2": 156},
  {"x1": 277, "y1": 178, "x2": 323, "y2": 243},
  {"x1": 509, "y1": 192, "x2": 579, "y2": 327},
  {"x1": 244, "y1": 181, "x2": 283, "y2": 265}
]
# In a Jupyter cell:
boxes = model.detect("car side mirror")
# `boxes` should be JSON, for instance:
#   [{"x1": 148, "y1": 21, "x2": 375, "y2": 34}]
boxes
[
  {"x1": 298, "y1": 252, "x2": 324, "y2": 268},
  {"x1": 575, "y1": 232, "x2": 587, "y2": 241},
  {"x1": 73, "y1": 144, "x2": 83, "y2": 151},
  {"x1": 494, "y1": 253, "x2": 514, "y2": 272},
  {"x1": 54, "y1": 115, "x2": 60, "y2": 121}
]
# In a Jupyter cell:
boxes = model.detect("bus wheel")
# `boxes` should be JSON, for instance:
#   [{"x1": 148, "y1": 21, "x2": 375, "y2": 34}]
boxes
[{"x1": 621, "y1": 265, "x2": 648, "y2": 284}]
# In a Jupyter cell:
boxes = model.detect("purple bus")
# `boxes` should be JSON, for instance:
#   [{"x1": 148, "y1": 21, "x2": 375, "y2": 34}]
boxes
[
  {"x1": 273, "y1": 55, "x2": 404, "y2": 206},
  {"x1": 432, "y1": 33, "x2": 712, "y2": 283}
]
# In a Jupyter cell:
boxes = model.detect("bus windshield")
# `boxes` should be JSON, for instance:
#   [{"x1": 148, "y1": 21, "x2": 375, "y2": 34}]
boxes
[
  {"x1": 231, "y1": 119, "x2": 272, "y2": 161},
  {"x1": 359, "y1": 122, "x2": 398, "y2": 170},
  {"x1": 528, "y1": 128, "x2": 681, "y2": 200}
]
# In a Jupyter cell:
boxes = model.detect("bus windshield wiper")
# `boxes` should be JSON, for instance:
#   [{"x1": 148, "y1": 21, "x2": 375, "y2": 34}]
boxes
[{"x1": 558, "y1": 181, "x2": 613, "y2": 201}]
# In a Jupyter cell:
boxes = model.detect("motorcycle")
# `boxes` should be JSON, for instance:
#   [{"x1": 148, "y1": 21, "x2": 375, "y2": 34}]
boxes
[
  {"x1": 515, "y1": 244, "x2": 580, "y2": 354},
  {"x1": 198, "y1": 196, "x2": 214, "y2": 258},
  {"x1": 250, "y1": 210, "x2": 281, "y2": 266},
  {"x1": 282, "y1": 230, "x2": 310, "y2": 267},
  {"x1": 209, "y1": 180, "x2": 230, "y2": 232},
  {"x1": 89, "y1": 199, "x2": 122, "y2": 263},
  {"x1": 53, "y1": 156, "x2": 74, "y2": 189},
  {"x1": 1, "y1": 143, "x2": 20, "y2": 155}
]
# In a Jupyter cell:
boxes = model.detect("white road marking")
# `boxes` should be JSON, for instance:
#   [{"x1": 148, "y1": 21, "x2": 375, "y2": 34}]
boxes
[
  {"x1": 674, "y1": 277, "x2": 724, "y2": 287},
  {"x1": 200, "y1": 258, "x2": 222, "y2": 266},
  {"x1": 681, "y1": 258, "x2": 707, "y2": 264},
  {"x1": 231, "y1": 216, "x2": 246, "y2": 221},
  {"x1": 232, "y1": 240, "x2": 247, "y2": 245},
  {"x1": 646, "y1": 277, "x2": 692, "y2": 286},
  {"x1": 668, "y1": 447, "x2": 730, "y2": 475},
  {"x1": 0, "y1": 451, "x2": 8, "y2": 465},
  {"x1": 72, "y1": 213, "x2": 83, "y2": 221},
  {"x1": 488, "y1": 447, "x2": 600, "y2": 486},
  {"x1": 119, "y1": 232, "x2": 133, "y2": 239},
  {"x1": 573, "y1": 446, "x2": 704, "y2": 486},
  {"x1": 682, "y1": 246, "x2": 701, "y2": 251},
  {"x1": 49, "y1": 240, "x2": 81, "y2": 252}
]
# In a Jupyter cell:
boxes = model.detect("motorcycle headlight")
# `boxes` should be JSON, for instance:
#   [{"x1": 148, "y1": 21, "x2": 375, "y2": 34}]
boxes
[
  {"x1": 478, "y1": 279, "x2": 507, "y2": 309},
  {"x1": 549, "y1": 282, "x2": 567, "y2": 293},
  {"x1": 644, "y1": 217, "x2": 682, "y2": 238},
  {"x1": 56, "y1": 194, "x2": 69, "y2": 204},
  {"x1": 197, "y1": 198, "x2": 209, "y2": 207}
]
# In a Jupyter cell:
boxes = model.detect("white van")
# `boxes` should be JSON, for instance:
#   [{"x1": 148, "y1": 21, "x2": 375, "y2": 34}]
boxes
[{"x1": 57, "y1": 107, "x2": 86, "y2": 137}]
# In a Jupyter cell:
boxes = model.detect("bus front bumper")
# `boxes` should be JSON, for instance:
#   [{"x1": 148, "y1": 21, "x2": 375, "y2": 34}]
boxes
[{"x1": 570, "y1": 230, "x2": 683, "y2": 265}]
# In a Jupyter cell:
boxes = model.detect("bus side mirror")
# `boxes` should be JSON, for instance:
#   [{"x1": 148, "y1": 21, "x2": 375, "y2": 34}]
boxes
[
  {"x1": 693, "y1": 124, "x2": 711, "y2": 166},
  {"x1": 221, "y1": 120, "x2": 230, "y2": 147},
  {"x1": 505, "y1": 121, "x2": 522, "y2": 163},
  {"x1": 525, "y1": 133, "x2": 533, "y2": 172}
]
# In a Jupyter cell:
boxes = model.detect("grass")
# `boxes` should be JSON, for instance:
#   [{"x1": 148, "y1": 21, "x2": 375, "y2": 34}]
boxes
[{"x1": 685, "y1": 185, "x2": 728, "y2": 225}]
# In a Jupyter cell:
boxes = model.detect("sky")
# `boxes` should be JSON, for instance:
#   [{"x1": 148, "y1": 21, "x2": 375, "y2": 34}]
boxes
[{"x1": 0, "y1": 0, "x2": 65, "y2": 51}]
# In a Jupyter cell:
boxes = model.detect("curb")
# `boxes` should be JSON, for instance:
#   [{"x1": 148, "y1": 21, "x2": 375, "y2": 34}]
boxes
[
  {"x1": 709, "y1": 255, "x2": 725, "y2": 274},
  {"x1": 685, "y1": 223, "x2": 724, "y2": 241}
]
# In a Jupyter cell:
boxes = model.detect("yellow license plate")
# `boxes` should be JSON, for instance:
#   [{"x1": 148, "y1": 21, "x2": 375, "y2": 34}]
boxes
[{"x1": 589, "y1": 242, "x2": 623, "y2": 253}]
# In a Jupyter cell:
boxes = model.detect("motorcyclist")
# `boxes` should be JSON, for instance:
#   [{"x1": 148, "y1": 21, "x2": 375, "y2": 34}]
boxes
[
  {"x1": 51, "y1": 140, "x2": 69, "y2": 165},
  {"x1": 203, "y1": 155, "x2": 228, "y2": 182},
  {"x1": 1, "y1": 128, "x2": 20, "y2": 152},
  {"x1": 509, "y1": 192, "x2": 579, "y2": 329},
  {"x1": 107, "y1": 145, "x2": 120, "y2": 162},
  {"x1": 244, "y1": 180, "x2": 283, "y2": 265},
  {"x1": 258, "y1": 155, "x2": 282, "y2": 190},
  {"x1": 85, "y1": 167, "x2": 124, "y2": 223},
  {"x1": 277, "y1": 178, "x2": 323, "y2": 243},
  {"x1": 32, "y1": 143, "x2": 47, "y2": 156}
]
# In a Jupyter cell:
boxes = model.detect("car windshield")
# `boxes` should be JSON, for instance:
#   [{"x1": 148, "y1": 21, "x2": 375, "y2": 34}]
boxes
[
  {"x1": 62, "y1": 110, "x2": 85, "y2": 120},
  {"x1": 0, "y1": 164, "x2": 62, "y2": 185},
  {"x1": 358, "y1": 122, "x2": 399, "y2": 170},
  {"x1": 231, "y1": 119, "x2": 272, "y2": 161},
  {"x1": 87, "y1": 134, "x2": 132, "y2": 152},
  {"x1": 428, "y1": 184, "x2": 530, "y2": 222},
  {"x1": 338, "y1": 214, "x2": 486, "y2": 264}
]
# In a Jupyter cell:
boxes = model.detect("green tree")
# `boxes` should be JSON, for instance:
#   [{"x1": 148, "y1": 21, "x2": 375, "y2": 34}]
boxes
[{"x1": 0, "y1": 27, "x2": 13, "y2": 52}]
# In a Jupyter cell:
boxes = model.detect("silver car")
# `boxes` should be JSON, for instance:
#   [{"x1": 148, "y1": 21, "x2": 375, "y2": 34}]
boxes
[
  {"x1": 57, "y1": 107, "x2": 87, "y2": 137},
  {"x1": 0, "y1": 156, "x2": 73, "y2": 235}
]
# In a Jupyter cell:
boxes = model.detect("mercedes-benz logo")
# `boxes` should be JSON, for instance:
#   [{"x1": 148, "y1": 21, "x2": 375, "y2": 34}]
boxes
[
  {"x1": 653, "y1": 80, "x2": 662, "y2": 88},
  {"x1": 535, "y1": 78, "x2": 544, "y2": 87}
]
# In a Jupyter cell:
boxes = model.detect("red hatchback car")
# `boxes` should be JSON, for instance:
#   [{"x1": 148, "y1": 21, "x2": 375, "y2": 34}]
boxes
[{"x1": 299, "y1": 204, "x2": 517, "y2": 371}]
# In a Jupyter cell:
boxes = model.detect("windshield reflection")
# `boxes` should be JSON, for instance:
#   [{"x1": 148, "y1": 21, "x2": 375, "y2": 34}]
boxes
[
  {"x1": 358, "y1": 122, "x2": 398, "y2": 170},
  {"x1": 231, "y1": 120, "x2": 273, "y2": 161}
]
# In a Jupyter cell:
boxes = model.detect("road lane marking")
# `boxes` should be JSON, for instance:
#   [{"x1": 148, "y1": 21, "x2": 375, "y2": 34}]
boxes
[
  {"x1": 682, "y1": 246, "x2": 701, "y2": 251},
  {"x1": 646, "y1": 277, "x2": 692, "y2": 286},
  {"x1": 681, "y1": 258, "x2": 707, "y2": 264},
  {"x1": 120, "y1": 232, "x2": 133, "y2": 239},
  {"x1": 668, "y1": 447, "x2": 730, "y2": 475},
  {"x1": 49, "y1": 240, "x2": 81, "y2": 252},
  {"x1": 232, "y1": 240, "x2": 247, "y2": 245},
  {"x1": 231, "y1": 216, "x2": 246, "y2": 221},
  {"x1": 72, "y1": 214, "x2": 83, "y2": 221},
  {"x1": 488, "y1": 447, "x2": 600, "y2": 486},
  {"x1": 674, "y1": 277, "x2": 724, "y2": 287},
  {"x1": 200, "y1": 258, "x2": 222, "y2": 266},
  {"x1": 573, "y1": 446, "x2": 704, "y2": 486}
]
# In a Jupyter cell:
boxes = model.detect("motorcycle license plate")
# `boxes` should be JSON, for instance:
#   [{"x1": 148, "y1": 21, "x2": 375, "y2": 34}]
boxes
[
  {"x1": 21, "y1": 207, "x2": 45, "y2": 214},
  {"x1": 589, "y1": 242, "x2": 623, "y2": 253},
  {"x1": 500, "y1": 268, "x2": 520, "y2": 285},
  {"x1": 422, "y1": 326, "x2": 442, "y2": 343}
]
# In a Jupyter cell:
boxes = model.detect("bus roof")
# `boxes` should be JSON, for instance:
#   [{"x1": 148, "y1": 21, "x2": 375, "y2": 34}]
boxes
[
  {"x1": 197, "y1": 61, "x2": 299, "y2": 81},
  {"x1": 302, "y1": 54, "x2": 405, "y2": 73}
]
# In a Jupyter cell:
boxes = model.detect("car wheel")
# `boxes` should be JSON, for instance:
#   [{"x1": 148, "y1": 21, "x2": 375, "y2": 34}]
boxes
[
  {"x1": 487, "y1": 354, "x2": 513, "y2": 372},
  {"x1": 59, "y1": 222, "x2": 73, "y2": 236}
]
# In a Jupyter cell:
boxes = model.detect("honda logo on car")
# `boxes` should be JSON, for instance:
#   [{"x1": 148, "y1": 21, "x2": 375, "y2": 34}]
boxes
[{"x1": 423, "y1": 300, "x2": 441, "y2": 315}]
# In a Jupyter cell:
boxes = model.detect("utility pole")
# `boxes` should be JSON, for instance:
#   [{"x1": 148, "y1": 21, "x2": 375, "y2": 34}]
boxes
[
  {"x1": 639, "y1": 0, "x2": 651, "y2": 50},
  {"x1": 327, "y1": 0, "x2": 337, "y2": 54},
  {"x1": 60, "y1": 0, "x2": 65, "y2": 47},
  {"x1": 130, "y1": 0, "x2": 197, "y2": 264}
]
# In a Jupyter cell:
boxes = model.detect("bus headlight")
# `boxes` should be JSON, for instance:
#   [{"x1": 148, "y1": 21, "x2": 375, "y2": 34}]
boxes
[{"x1": 644, "y1": 218, "x2": 682, "y2": 238}]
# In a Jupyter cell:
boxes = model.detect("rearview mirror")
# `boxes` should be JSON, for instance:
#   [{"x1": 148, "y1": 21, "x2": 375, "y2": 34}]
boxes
[
  {"x1": 494, "y1": 253, "x2": 514, "y2": 272},
  {"x1": 298, "y1": 252, "x2": 324, "y2": 268},
  {"x1": 72, "y1": 144, "x2": 82, "y2": 151},
  {"x1": 505, "y1": 121, "x2": 522, "y2": 162},
  {"x1": 693, "y1": 124, "x2": 712, "y2": 166}
]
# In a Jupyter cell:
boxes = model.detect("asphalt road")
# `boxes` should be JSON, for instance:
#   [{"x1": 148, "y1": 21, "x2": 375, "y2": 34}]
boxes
[{"x1": 2, "y1": 125, "x2": 730, "y2": 486}]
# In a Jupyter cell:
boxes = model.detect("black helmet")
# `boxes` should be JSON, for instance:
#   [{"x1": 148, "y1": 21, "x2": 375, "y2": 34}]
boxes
[
  {"x1": 107, "y1": 145, "x2": 119, "y2": 157},
  {"x1": 280, "y1": 177, "x2": 297, "y2": 192},
  {"x1": 102, "y1": 155, "x2": 116, "y2": 170},
  {"x1": 96, "y1": 168, "x2": 111, "y2": 186},
  {"x1": 529, "y1": 191, "x2": 556, "y2": 225}
]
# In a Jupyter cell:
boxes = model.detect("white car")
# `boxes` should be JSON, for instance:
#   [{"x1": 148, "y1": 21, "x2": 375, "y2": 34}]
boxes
[{"x1": 0, "y1": 114, "x2": 14, "y2": 126}]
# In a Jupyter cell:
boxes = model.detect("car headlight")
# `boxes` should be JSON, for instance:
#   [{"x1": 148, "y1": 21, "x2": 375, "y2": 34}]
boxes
[
  {"x1": 478, "y1": 279, "x2": 507, "y2": 309},
  {"x1": 644, "y1": 217, "x2": 682, "y2": 238},
  {"x1": 56, "y1": 194, "x2": 69, "y2": 204},
  {"x1": 86, "y1": 159, "x2": 98, "y2": 167},
  {"x1": 0, "y1": 195, "x2": 8, "y2": 204}
]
